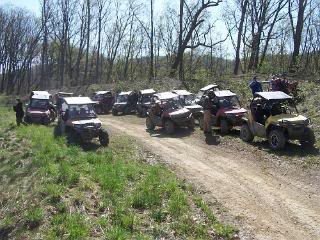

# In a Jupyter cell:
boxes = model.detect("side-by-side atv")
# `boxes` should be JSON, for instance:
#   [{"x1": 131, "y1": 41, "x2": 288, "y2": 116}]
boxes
[
  {"x1": 137, "y1": 89, "x2": 156, "y2": 117},
  {"x1": 92, "y1": 91, "x2": 114, "y2": 114},
  {"x1": 199, "y1": 90, "x2": 247, "y2": 134},
  {"x1": 58, "y1": 97, "x2": 109, "y2": 146},
  {"x1": 24, "y1": 94, "x2": 56, "y2": 125},
  {"x1": 172, "y1": 89, "x2": 203, "y2": 122},
  {"x1": 240, "y1": 91, "x2": 315, "y2": 150},
  {"x1": 112, "y1": 91, "x2": 138, "y2": 116},
  {"x1": 146, "y1": 92, "x2": 195, "y2": 134}
]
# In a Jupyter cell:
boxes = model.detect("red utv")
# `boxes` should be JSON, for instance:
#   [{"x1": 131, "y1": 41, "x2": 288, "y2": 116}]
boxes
[
  {"x1": 24, "y1": 94, "x2": 56, "y2": 125},
  {"x1": 199, "y1": 90, "x2": 247, "y2": 134},
  {"x1": 146, "y1": 92, "x2": 195, "y2": 134},
  {"x1": 92, "y1": 91, "x2": 114, "y2": 114}
]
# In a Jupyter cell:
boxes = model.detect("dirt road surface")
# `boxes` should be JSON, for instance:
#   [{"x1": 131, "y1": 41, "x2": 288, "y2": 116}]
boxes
[{"x1": 100, "y1": 115, "x2": 320, "y2": 240}]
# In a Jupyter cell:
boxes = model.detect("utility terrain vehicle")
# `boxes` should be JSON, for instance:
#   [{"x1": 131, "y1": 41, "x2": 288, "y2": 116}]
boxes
[
  {"x1": 24, "y1": 94, "x2": 56, "y2": 125},
  {"x1": 58, "y1": 97, "x2": 109, "y2": 146},
  {"x1": 240, "y1": 91, "x2": 315, "y2": 150},
  {"x1": 195, "y1": 84, "x2": 219, "y2": 105},
  {"x1": 137, "y1": 89, "x2": 156, "y2": 117},
  {"x1": 112, "y1": 91, "x2": 138, "y2": 115},
  {"x1": 146, "y1": 92, "x2": 195, "y2": 134},
  {"x1": 199, "y1": 90, "x2": 247, "y2": 134},
  {"x1": 172, "y1": 89, "x2": 203, "y2": 121},
  {"x1": 92, "y1": 91, "x2": 114, "y2": 114}
]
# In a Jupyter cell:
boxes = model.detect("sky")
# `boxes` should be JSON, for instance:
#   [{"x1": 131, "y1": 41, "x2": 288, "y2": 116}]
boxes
[
  {"x1": 1, "y1": 0, "x2": 41, "y2": 15},
  {"x1": 0, "y1": 0, "x2": 233, "y2": 57}
]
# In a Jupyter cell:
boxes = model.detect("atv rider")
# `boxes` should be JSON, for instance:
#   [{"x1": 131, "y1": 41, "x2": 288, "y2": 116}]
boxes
[
  {"x1": 13, "y1": 98, "x2": 24, "y2": 126},
  {"x1": 150, "y1": 100, "x2": 162, "y2": 118},
  {"x1": 203, "y1": 90, "x2": 216, "y2": 134}
]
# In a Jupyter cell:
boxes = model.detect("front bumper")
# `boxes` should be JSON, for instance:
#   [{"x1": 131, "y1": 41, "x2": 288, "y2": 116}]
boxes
[{"x1": 75, "y1": 127, "x2": 100, "y2": 141}]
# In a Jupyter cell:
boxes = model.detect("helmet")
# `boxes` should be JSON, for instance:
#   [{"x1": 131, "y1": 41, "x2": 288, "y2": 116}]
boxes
[{"x1": 208, "y1": 89, "x2": 215, "y2": 97}]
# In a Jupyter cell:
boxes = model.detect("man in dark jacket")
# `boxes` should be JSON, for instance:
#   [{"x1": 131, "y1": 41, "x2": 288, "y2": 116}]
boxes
[
  {"x1": 13, "y1": 98, "x2": 24, "y2": 126},
  {"x1": 202, "y1": 90, "x2": 216, "y2": 134},
  {"x1": 249, "y1": 76, "x2": 262, "y2": 95}
]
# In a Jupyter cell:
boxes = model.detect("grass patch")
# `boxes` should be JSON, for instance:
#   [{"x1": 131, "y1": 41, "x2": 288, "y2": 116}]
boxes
[{"x1": 0, "y1": 106, "x2": 235, "y2": 239}]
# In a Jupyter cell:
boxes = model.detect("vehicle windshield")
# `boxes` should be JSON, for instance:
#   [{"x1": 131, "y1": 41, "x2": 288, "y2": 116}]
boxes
[
  {"x1": 218, "y1": 96, "x2": 240, "y2": 108},
  {"x1": 116, "y1": 95, "x2": 128, "y2": 103},
  {"x1": 163, "y1": 98, "x2": 183, "y2": 110},
  {"x1": 29, "y1": 99, "x2": 49, "y2": 109},
  {"x1": 141, "y1": 95, "x2": 152, "y2": 103},
  {"x1": 196, "y1": 90, "x2": 204, "y2": 99},
  {"x1": 181, "y1": 94, "x2": 196, "y2": 106},
  {"x1": 68, "y1": 104, "x2": 96, "y2": 119},
  {"x1": 268, "y1": 99, "x2": 297, "y2": 115}
]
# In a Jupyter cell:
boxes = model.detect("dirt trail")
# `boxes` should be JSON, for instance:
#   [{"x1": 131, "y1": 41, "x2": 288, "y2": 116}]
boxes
[{"x1": 101, "y1": 115, "x2": 320, "y2": 240}]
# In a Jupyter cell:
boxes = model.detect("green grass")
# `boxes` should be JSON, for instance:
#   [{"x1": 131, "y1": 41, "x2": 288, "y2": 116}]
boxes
[{"x1": 0, "y1": 106, "x2": 235, "y2": 239}]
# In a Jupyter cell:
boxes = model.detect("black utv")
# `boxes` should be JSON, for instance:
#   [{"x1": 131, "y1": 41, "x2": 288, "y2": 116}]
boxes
[
  {"x1": 112, "y1": 91, "x2": 138, "y2": 116},
  {"x1": 137, "y1": 89, "x2": 156, "y2": 117}
]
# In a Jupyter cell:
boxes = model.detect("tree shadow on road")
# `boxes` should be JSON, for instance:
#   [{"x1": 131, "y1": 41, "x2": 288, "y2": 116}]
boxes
[
  {"x1": 249, "y1": 140, "x2": 319, "y2": 157},
  {"x1": 205, "y1": 134, "x2": 221, "y2": 145},
  {"x1": 147, "y1": 127, "x2": 193, "y2": 139}
]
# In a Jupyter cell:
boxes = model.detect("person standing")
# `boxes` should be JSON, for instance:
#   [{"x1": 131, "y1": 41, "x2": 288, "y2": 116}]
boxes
[
  {"x1": 249, "y1": 76, "x2": 262, "y2": 95},
  {"x1": 202, "y1": 90, "x2": 215, "y2": 134},
  {"x1": 13, "y1": 98, "x2": 24, "y2": 126}
]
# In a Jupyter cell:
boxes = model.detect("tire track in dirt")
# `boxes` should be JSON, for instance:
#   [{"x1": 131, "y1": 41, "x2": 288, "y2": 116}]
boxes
[{"x1": 101, "y1": 115, "x2": 320, "y2": 240}]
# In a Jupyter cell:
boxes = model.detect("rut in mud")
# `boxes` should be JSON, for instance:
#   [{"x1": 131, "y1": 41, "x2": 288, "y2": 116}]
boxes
[{"x1": 100, "y1": 114, "x2": 320, "y2": 240}]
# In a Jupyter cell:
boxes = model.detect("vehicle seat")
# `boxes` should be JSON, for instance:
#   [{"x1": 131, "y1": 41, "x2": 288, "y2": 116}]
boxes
[{"x1": 255, "y1": 104, "x2": 264, "y2": 124}]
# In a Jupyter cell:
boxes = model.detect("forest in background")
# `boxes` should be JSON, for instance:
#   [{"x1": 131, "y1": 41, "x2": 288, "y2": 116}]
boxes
[{"x1": 0, "y1": 0, "x2": 319, "y2": 94}]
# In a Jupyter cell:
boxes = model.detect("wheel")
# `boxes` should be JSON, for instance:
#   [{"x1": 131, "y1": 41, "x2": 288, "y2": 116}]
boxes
[
  {"x1": 95, "y1": 105, "x2": 102, "y2": 114},
  {"x1": 146, "y1": 116, "x2": 155, "y2": 131},
  {"x1": 240, "y1": 124, "x2": 254, "y2": 142},
  {"x1": 164, "y1": 120, "x2": 175, "y2": 134},
  {"x1": 199, "y1": 117, "x2": 204, "y2": 130},
  {"x1": 188, "y1": 117, "x2": 195, "y2": 130},
  {"x1": 142, "y1": 108, "x2": 147, "y2": 117},
  {"x1": 124, "y1": 107, "x2": 131, "y2": 115},
  {"x1": 300, "y1": 127, "x2": 315, "y2": 148},
  {"x1": 268, "y1": 129, "x2": 286, "y2": 150},
  {"x1": 112, "y1": 109, "x2": 118, "y2": 116},
  {"x1": 220, "y1": 119, "x2": 229, "y2": 135},
  {"x1": 137, "y1": 108, "x2": 142, "y2": 117},
  {"x1": 68, "y1": 130, "x2": 82, "y2": 145},
  {"x1": 42, "y1": 117, "x2": 50, "y2": 125},
  {"x1": 24, "y1": 116, "x2": 31, "y2": 124},
  {"x1": 99, "y1": 129, "x2": 109, "y2": 147}
]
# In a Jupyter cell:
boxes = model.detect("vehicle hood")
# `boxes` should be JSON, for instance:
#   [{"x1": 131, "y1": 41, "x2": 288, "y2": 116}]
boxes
[
  {"x1": 27, "y1": 108, "x2": 49, "y2": 115},
  {"x1": 225, "y1": 107, "x2": 247, "y2": 115},
  {"x1": 185, "y1": 104, "x2": 202, "y2": 112},
  {"x1": 114, "y1": 102, "x2": 127, "y2": 106},
  {"x1": 169, "y1": 108, "x2": 191, "y2": 118},
  {"x1": 269, "y1": 114, "x2": 309, "y2": 125},
  {"x1": 71, "y1": 118, "x2": 101, "y2": 125}
]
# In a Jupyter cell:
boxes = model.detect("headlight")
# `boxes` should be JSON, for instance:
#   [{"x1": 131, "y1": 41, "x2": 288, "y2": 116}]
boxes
[
  {"x1": 74, "y1": 124, "x2": 82, "y2": 128},
  {"x1": 307, "y1": 118, "x2": 311, "y2": 125},
  {"x1": 95, "y1": 123, "x2": 101, "y2": 128}
]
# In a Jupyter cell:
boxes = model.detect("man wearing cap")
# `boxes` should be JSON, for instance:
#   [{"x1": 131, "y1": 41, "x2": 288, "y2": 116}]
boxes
[{"x1": 13, "y1": 98, "x2": 24, "y2": 126}]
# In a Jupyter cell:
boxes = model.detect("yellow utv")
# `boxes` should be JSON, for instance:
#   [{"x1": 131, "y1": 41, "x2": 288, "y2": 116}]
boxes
[{"x1": 240, "y1": 91, "x2": 315, "y2": 150}]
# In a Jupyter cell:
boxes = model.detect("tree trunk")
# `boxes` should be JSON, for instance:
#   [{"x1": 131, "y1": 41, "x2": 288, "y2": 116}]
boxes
[{"x1": 234, "y1": 0, "x2": 248, "y2": 75}]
